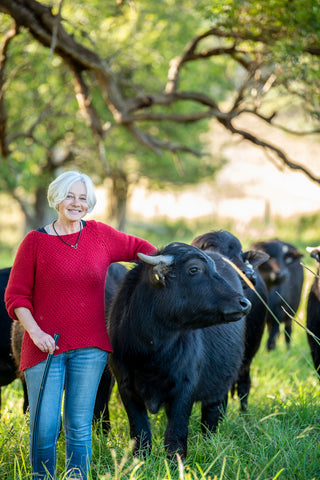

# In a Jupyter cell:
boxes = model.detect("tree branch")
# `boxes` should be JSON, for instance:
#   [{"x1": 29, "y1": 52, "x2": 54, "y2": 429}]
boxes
[
  {"x1": 0, "y1": 22, "x2": 18, "y2": 157},
  {"x1": 128, "y1": 123, "x2": 203, "y2": 157},
  {"x1": 219, "y1": 117, "x2": 320, "y2": 183},
  {"x1": 1, "y1": 0, "x2": 319, "y2": 188},
  {"x1": 71, "y1": 66, "x2": 112, "y2": 175},
  {"x1": 165, "y1": 27, "x2": 253, "y2": 94}
]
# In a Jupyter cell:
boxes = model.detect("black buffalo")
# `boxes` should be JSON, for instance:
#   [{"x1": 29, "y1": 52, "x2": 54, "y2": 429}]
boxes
[
  {"x1": 191, "y1": 230, "x2": 269, "y2": 411},
  {"x1": 306, "y1": 246, "x2": 320, "y2": 379},
  {"x1": 251, "y1": 239, "x2": 304, "y2": 351},
  {"x1": 0, "y1": 267, "x2": 18, "y2": 410},
  {"x1": 106, "y1": 242, "x2": 251, "y2": 458}
]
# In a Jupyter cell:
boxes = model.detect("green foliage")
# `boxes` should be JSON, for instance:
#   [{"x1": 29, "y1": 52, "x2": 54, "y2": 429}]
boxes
[
  {"x1": 1, "y1": 0, "x2": 320, "y2": 229},
  {"x1": 65, "y1": 0, "x2": 231, "y2": 186},
  {"x1": 126, "y1": 209, "x2": 320, "y2": 260},
  {"x1": 207, "y1": 0, "x2": 320, "y2": 114},
  {"x1": 0, "y1": 0, "x2": 234, "y2": 227},
  {"x1": 208, "y1": 0, "x2": 320, "y2": 44}
]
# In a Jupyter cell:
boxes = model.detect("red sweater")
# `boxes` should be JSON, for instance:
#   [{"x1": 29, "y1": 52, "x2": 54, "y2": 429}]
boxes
[{"x1": 5, "y1": 220, "x2": 155, "y2": 370}]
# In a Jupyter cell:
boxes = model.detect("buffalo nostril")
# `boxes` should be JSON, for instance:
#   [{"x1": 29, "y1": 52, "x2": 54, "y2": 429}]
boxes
[{"x1": 240, "y1": 298, "x2": 252, "y2": 314}]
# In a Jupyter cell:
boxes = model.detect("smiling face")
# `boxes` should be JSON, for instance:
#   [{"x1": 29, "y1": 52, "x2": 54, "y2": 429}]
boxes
[{"x1": 58, "y1": 180, "x2": 89, "y2": 224}]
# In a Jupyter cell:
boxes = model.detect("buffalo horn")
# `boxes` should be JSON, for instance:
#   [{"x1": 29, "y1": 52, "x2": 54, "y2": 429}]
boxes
[
  {"x1": 137, "y1": 252, "x2": 173, "y2": 266},
  {"x1": 306, "y1": 246, "x2": 319, "y2": 254}
]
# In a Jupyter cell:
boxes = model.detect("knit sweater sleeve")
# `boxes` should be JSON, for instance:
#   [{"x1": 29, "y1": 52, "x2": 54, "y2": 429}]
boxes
[
  {"x1": 5, "y1": 231, "x2": 36, "y2": 320},
  {"x1": 95, "y1": 222, "x2": 157, "y2": 263}
]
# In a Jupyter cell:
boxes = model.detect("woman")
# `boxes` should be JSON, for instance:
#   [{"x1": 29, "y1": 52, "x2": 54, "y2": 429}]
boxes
[{"x1": 5, "y1": 171, "x2": 156, "y2": 479}]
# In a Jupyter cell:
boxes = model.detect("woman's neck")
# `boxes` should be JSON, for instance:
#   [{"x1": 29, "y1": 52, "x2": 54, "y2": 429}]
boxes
[{"x1": 52, "y1": 219, "x2": 82, "y2": 235}]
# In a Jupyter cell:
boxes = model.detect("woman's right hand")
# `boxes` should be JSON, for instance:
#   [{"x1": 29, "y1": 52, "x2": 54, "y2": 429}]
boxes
[
  {"x1": 29, "y1": 330, "x2": 58, "y2": 354},
  {"x1": 14, "y1": 307, "x2": 59, "y2": 354}
]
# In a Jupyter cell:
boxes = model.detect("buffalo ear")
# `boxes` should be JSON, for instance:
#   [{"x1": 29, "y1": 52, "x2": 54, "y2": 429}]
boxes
[
  {"x1": 138, "y1": 252, "x2": 173, "y2": 287},
  {"x1": 285, "y1": 252, "x2": 303, "y2": 265},
  {"x1": 306, "y1": 246, "x2": 320, "y2": 262},
  {"x1": 149, "y1": 262, "x2": 170, "y2": 287},
  {"x1": 243, "y1": 250, "x2": 270, "y2": 268}
]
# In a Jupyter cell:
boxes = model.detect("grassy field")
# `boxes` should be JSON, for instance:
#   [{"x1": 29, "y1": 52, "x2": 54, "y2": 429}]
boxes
[
  {"x1": 1, "y1": 323, "x2": 320, "y2": 480},
  {"x1": 1, "y1": 211, "x2": 320, "y2": 479}
]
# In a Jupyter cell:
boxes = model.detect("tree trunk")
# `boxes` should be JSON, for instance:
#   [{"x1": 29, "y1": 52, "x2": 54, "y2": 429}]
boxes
[{"x1": 109, "y1": 170, "x2": 129, "y2": 232}]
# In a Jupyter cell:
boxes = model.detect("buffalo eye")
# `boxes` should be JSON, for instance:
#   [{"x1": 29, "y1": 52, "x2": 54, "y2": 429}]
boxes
[
  {"x1": 188, "y1": 265, "x2": 201, "y2": 275},
  {"x1": 185, "y1": 258, "x2": 207, "y2": 276}
]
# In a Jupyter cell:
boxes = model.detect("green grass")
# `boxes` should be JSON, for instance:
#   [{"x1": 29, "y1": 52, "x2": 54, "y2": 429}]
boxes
[{"x1": 1, "y1": 324, "x2": 320, "y2": 479}]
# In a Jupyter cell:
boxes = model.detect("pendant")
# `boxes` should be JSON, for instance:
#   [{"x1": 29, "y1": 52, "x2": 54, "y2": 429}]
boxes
[{"x1": 52, "y1": 220, "x2": 82, "y2": 249}]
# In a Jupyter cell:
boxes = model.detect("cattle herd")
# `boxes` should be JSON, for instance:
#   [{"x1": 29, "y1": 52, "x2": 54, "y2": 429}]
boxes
[{"x1": 1, "y1": 230, "x2": 320, "y2": 459}]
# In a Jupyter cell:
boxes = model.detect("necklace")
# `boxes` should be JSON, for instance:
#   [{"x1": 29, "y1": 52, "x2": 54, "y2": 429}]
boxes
[{"x1": 52, "y1": 220, "x2": 82, "y2": 249}]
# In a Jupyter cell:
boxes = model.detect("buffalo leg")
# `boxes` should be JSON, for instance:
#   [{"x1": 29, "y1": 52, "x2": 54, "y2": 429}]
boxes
[
  {"x1": 164, "y1": 399, "x2": 193, "y2": 459},
  {"x1": 118, "y1": 389, "x2": 152, "y2": 457},
  {"x1": 236, "y1": 363, "x2": 251, "y2": 412},
  {"x1": 284, "y1": 318, "x2": 292, "y2": 347},
  {"x1": 267, "y1": 318, "x2": 280, "y2": 351},
  {"x1": 94, "y1": 366, "x2": 114, "y2": 433},
  {"x1": 309, "y1": 337, "x2": 320, "y2": 377},
  {"x1": 201, "y1": 395, "x2": 228, "y2": 435}
]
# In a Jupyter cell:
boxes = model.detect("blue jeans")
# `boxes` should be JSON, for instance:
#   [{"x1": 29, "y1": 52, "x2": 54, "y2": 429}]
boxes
[{"x1": 25, "y1": 348, "x2": 108, "y2": 480}]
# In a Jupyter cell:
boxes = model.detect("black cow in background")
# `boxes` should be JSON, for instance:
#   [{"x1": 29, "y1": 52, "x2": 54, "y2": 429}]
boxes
[
  {"x1": 191, "y1": 230, "x2": 269, "y2": 411},
  {"x1": 251, "y1": 239, "x2": 304, "y2": 351},
  {"x1": 305, "y1": 246, "x2": 320, "y2": 380},
  {"x1": 106, "y1": 242, "x2": 251, "y2": 459},
  {"x1": 0, "y1": 267, "x2": 17, "y2": 411}
]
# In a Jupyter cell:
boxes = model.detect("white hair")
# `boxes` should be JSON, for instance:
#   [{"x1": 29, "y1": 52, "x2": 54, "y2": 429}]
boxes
[{"x1": 47, "y1": 171, "x2": 97, "y2": 213}]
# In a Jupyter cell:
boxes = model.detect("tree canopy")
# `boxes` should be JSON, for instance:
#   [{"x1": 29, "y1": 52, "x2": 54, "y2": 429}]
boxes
[{"x1": 0, "y1": 0, "x2": 319, "y2": 229}]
